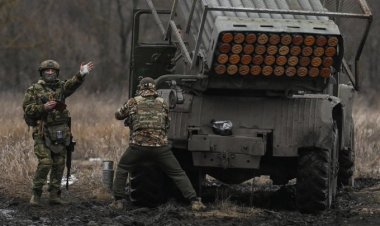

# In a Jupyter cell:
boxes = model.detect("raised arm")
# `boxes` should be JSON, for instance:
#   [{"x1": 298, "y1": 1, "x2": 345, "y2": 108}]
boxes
[{"x1": 63, "y1": 61, "x2": 94, "y2": 97}]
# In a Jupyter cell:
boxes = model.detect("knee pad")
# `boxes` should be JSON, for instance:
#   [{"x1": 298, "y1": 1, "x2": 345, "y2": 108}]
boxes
[
  {"x1": 40, "y1": 158, "x2": 53, "y2": 166},
  {"x1": 54, "y1": 157, "x2": 65, "y2": 166}
]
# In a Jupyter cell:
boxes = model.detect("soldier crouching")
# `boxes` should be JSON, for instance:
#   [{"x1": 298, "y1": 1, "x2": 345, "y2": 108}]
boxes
[
  {"x1": 22, "y1": 59, "x2": 94, "y2": 206},
  {"x1": 111, "y1": 77, "x2": 206, "y2": 211}
]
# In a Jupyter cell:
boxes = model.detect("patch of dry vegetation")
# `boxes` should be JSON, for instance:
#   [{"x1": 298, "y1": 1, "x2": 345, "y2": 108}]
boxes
[
  {"x1": 354, "y1": 95, "x2": 380, "y2": 177},
  {"x1": 0, "y1": 92, "x2": 36, "y2": 197},
  {"x1": 0, "y1": 91, "x2": 378, "y2": 199},
  {"x1": 0, "y1": 91, "x2": 129, "y2": 198}
]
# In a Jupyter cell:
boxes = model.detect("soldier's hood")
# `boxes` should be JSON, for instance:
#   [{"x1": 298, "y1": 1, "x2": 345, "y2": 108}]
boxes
[{"x1": 138, "y1": 88, "x2": 158, "y2": 97}]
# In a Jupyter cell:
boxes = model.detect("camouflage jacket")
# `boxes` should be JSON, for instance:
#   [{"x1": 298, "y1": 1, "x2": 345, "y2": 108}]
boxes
[
  {"x1": 115, "y1": 88, "x2": 170, "y2": 147},
  {"x1": 22, "y1": 73, "x2": 85, "y2": 135}
]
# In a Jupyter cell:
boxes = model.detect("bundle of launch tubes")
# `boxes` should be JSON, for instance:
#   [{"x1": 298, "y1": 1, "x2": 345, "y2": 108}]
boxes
[{"x1": 213, "y1": 32, "x2": 338, "y2": 78}]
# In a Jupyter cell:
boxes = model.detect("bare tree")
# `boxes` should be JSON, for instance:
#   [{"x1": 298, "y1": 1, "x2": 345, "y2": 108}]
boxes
[{"x1": 0, "y1": 0, "x2": 378, "y2": 95}]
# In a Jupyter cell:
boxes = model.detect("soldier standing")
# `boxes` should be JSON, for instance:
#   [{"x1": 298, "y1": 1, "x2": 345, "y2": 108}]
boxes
[
  {"x1": 23, "y1": 59, "x2": 94, "y2": 206},
  {"x1": 111, "y1": 77, "x2": 206, "y2": 211}
]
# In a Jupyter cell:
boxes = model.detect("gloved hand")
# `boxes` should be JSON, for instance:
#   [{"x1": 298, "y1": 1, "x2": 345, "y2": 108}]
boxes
[{"x1": 80, "y1": 61, "x2": 94, "y2": 76}]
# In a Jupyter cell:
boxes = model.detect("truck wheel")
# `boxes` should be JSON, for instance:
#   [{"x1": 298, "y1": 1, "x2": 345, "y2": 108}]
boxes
[
  {"x1": 129, "y1": 164, "x2": 167, "y2": 207},
  {"x1": 296, "y1": 148, "x2": 331, "y2": 213},
  {"x1": 296, "y1": 123, "x2": 339, "y2": 213},
  {"x1": 338, "y1": 126, "x2": 355, "y2": 187},
  {"x1": 296, "y1": 126, "x2": 340, "y2": 214}
]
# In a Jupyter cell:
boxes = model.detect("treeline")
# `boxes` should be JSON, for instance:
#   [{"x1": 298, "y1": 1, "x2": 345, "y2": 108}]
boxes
[
  {"x1": 0, "y1": 0, "x2": 162, "y2": 92},
  {"x1": 0, "y1": 0, "x2": 379, "y2": 96}
]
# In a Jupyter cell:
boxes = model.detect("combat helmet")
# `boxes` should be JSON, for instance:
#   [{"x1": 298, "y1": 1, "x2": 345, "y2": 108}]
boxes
[
  {"x1": 139, "y1": 77, "x2": 156, "y2": 90},
  {"x1": 38, "y1": 60, "x2": 60, "y2": 74}
]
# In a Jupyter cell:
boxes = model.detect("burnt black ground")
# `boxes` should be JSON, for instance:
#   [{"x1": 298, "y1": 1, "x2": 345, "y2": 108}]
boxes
[{"x1": 0, "y1": 178, "x2": 379, "y2": 226}]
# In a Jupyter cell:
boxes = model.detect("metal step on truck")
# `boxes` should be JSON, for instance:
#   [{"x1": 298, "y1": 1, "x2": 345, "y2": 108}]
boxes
[{"x1": 127, "y1": 0, "x2": 372, "y2": 213}]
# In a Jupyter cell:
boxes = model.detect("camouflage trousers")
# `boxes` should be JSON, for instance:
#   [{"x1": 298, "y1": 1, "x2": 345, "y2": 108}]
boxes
[
  {"x1": 113, "y1": 145, "x2": 196, "y2": 200},
  {"x1": 32, "y1": 134, "x2": 66, "y2": 196}
]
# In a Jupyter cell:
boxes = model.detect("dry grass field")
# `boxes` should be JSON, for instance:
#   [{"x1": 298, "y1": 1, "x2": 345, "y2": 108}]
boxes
[
  {"x1": 0, "y1": 91, "x2": 128, "y2": 198},
  {"x1": 0, "y1": 91, "x2": 379, "y2": 199},
  {"x1": 354, "y1": 95, "x2": 380, "y2": 177}
]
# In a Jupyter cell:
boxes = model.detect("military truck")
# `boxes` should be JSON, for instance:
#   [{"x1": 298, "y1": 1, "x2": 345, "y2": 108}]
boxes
[{"x1": 127, "y1": 0, "x2": 372, "y2": 213}]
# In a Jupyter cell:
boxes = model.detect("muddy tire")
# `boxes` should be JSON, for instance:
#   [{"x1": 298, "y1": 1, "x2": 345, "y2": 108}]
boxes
[
  {"x1": 296, "y1": 148, "x2": 330, "y2": 213},
  {"x1": 338, "y1": 126, "x2": 355, "y2": 187},
  {"x1": 129, "y1": 165, "x2": 167, "y2": 207},
  {"x1": 296, "y1": 122, "x2": 339, "y2": 213},
  {"x1": 296, "y1": 146, "x2": 338, "y2": 213}
]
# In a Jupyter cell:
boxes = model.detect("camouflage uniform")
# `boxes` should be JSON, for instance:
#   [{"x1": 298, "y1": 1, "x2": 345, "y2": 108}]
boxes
[
  {"x1": 113, "y1": 78, "x2": 197, "y2": 202},
  {"x1": 23, "y1": 61, "x2": 85, "y2": 201}
]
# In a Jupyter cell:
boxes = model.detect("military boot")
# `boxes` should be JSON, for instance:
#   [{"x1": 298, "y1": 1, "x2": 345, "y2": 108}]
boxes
[
  {"x1": 190, "y1": 197, "x2": 206, "y2": 211},
  {"x1": 30, "y1": 194, "x2": 41, "y2": 206},
  {"x1": 30, "y1": 190, "x2": 42, "y2": 206},
  {"x1": 49, "y1": 190, "x2": 67, "y2": 205}
]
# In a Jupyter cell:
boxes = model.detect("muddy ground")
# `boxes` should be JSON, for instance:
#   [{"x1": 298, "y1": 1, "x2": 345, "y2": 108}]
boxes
[{"x1": 0, "y1": 178, "x2": 379, "y2": 226}]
